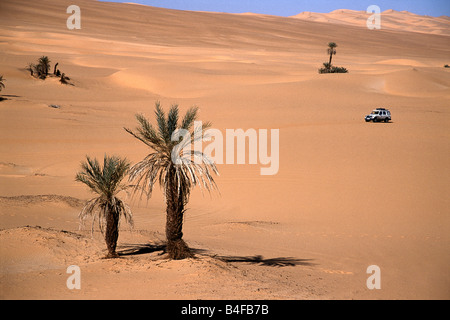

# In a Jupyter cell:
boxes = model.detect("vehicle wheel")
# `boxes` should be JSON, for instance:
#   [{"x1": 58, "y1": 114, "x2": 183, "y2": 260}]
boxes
[
  {"x1": 373, "y1": 118, "x2": 377, "y2": 123},
  {"x1": 384, "y1": 118, "x2": 389, "y2": 123}
]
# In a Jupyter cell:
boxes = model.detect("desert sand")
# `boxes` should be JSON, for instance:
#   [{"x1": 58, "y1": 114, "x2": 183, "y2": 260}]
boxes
[{"x1": 0, "y1": 0, "x2": 449, "y2": 300}]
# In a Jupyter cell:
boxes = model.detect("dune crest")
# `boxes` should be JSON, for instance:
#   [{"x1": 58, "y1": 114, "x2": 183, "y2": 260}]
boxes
[{"x1": 291, "y1": 9, "x2": 450, "y2": 35}]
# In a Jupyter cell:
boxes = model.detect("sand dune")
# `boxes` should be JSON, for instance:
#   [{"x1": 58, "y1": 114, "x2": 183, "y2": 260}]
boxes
[
  {"x1": 383, "y1": 68, "x2": 450, "y2": 96},
  {"x1": 292, "y1": 9, "x2": 450, "y2": 35},
  {"x1": 0, "y1": 0, "x2": 449, "y2": 300}
]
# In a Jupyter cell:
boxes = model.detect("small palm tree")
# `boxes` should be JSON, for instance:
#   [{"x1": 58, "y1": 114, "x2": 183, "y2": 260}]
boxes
[
  {"x1": 0, "y1": 75, "x2": 5, "y2": 91},
  {"x1": 26, "y1": 63, "x2": 35, "y2": 76},
  {"x1": 125, "y1": 101, "x2": 219, "y2": 260},
  {"x1": 327, "y1": 42, "x2": 337, "y2": 66},
  {"x1": 39, "y1": 56, "x2": 51, "y2": 76},
  {"x1": 323, "y1": 62, "x2": 332, "y2": 71},
  {"x1": 76, "y1": 155, "x2": 133, "y2": 258}
]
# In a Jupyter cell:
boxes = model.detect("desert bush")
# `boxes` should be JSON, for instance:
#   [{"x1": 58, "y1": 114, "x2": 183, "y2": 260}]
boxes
[
  {"x1": 330, "y1": 66, "x2": 348, "y2": 73},
  {"x1": 318, "y1": 64, "x2": 348, "y2": 74},
  {"x1": 26, "y1": 57, "x2": 71, "y2": 84}
]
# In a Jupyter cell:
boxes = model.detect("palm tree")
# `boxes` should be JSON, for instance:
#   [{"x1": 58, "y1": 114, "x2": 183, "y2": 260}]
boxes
[
  {"x1": 124, "y1": 101, "x2": 219, "y2": 260},
  {"x1": 75, "y1": 155, "x2": 133, "y2": 258},
  {"x1": 38, "y1": 56, "x2": 51, "y2": 76},
  {"x1": 327, "y1": 42, "x2": 337, "y2": 66},
  {"x1": 0, "y1": 75, "x2": 5, "y2": 91},
  {"x1": 26, "y1": 63, "x2": 35, "y2": 76}
]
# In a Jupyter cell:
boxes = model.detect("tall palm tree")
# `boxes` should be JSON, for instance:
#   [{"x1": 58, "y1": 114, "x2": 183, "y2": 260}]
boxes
[
  {"x1": 76, "y1": 155, "x2": 133, "y2": 258},
  {"x1": 125, "y1": 101, "x2": 219, "y2": 260},
  {"x1": 327, "y1": 42, "x2": 337, "y2": 66},
  {"x1": 38, "y1": 56, "x2": 51, "y2": 76},
  {"x1": 0, "y1": 75, "x2": 5, "y2": 91}
]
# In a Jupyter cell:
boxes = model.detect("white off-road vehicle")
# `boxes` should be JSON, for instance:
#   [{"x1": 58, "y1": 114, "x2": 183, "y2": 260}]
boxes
[{"x1": 365, "y1": 108, "x2": 391, "y2": 123}]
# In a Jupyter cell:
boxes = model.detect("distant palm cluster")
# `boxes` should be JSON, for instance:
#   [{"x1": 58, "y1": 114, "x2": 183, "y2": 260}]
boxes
[
  {"x1": 319, "y1": 42, "x2": 348, "y2": 74},
  {"x1": 26, "y1": 56, "x2": 71, "y2": 84}
]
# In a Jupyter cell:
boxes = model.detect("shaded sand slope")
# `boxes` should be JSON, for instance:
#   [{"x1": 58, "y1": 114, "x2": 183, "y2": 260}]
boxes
[{"x1": 0, "y1": 0, "x2": 449, "y2": 299}]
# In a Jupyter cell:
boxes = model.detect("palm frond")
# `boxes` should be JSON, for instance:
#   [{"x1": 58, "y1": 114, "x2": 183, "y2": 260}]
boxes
[
  {"x1": 155, "y1": 101, "x2": 170, "y2": 143},
  {"x1": 78, "y1": 197, "x2": 105, "y2": 235},
  {"x1": 128, "y1": 151, "x2": 169, "y2": 201},
  {"x1": 78, "y1": 196, "x2": 134, "y2": 236},
  {"x1": 76, "y1": 156, "x2": 103, "y2": 195},
  {"x1": 135, "y1": 114, "x2": 160, "y2": 145},
  {"x1": 191, "y1": 120, "x2": 211, "y2": 145},
  {"x1": 127, "y1": 102, "x2": 219, "y2": 203},
  {"x1": 181, "y1": 106, "x2": 198, "y2": 130},
  {"x1": 116, "y1": 197, "x2": 134, "y2": 229},
  {"x1": 167, "y1": 104, "x2": 179, "y2": 138}
]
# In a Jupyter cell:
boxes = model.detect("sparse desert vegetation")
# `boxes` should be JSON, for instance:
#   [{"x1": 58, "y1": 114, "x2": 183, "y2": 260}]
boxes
[
  {"x1": 76, "y1": 155, "x2": 134, "y2": 258},
  {"x1": 318, "y1": 42, "x2": 348, "y2": 73},
  {"x1": 26, "y1": 56, "x2": 71, "y2": 84}
]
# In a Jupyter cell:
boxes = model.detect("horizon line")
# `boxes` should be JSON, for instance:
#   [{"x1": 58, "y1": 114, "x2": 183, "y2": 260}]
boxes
[{"x1": 103, "y1": 1, "x2": 450, "y2": 18}]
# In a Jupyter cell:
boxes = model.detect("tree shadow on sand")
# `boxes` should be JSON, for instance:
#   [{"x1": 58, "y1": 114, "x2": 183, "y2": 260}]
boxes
[
  {"x1": 116, "y1": 243, "x2": 166, "y2": 256},
  {"x1": 215, "y1": 255, "x2": 316, "y2": 267},
  {"x1": 116, "y1": 244, "x2": 315, "y2": 267},
  {"x1": 0, "y1": 94, "x2": 21, "y2": 101}
]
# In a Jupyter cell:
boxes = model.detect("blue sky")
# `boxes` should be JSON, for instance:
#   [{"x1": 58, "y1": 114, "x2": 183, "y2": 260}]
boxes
[{"x1": 102, "y1": 0, "x2": 450, "y2": 17}]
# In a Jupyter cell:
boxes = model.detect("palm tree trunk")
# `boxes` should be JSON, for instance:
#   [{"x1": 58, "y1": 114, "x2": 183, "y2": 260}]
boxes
[
  {"x1": 329, "y1": 53, "x2": 333, "y2": 66},
  {"x1": 105, "y1": 203, "x2": 120, "y2": 258},
  {"x1": 165, "y1": 167, "x2": 192, "y2": 260}
]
